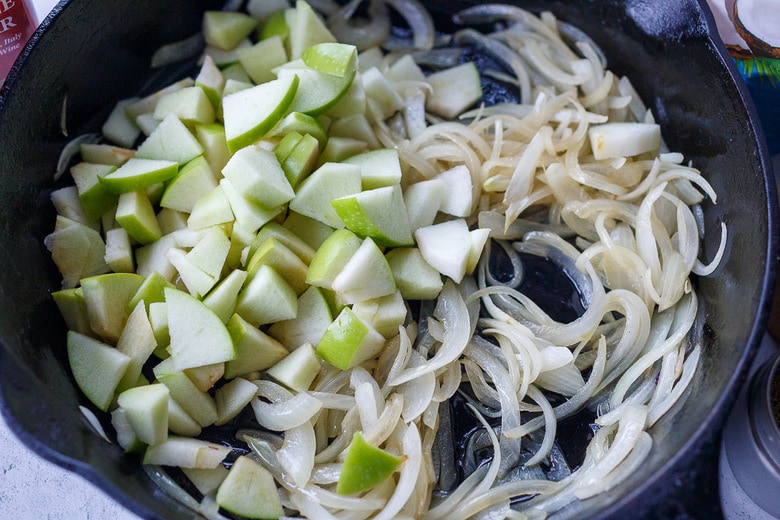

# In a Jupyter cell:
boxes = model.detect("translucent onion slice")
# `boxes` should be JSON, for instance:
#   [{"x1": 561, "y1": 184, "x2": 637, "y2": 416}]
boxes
[{"x1": 277, "y1": 422, "x2": 316, "y2": 487}]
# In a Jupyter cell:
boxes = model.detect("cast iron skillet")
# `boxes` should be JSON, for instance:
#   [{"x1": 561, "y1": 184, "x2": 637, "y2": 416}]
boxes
[{"x1": 0, "y1": 0, "x2": 775, "y2": 518}]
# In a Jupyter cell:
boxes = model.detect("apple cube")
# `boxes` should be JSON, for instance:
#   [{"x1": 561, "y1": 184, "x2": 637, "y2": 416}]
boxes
[
  {"x1": 289, "y1": 162, "x2": 362, "y2": 228},
  {"x1": 337, "y1": 432, "x2": 402, "y2": 495},
  {"x1": 283, "y1": 211, "x2": 335, "y2": 250},
  {"x1": 167, "y1": 396, "x2": 202, "y2": 437},
  {"x1": 236, "y1": 35, "x2": 288, "y2": 85},
  {"x1": 135, "y1": 113, "x2": 204, "y2": 165},
  {"x1": 182, "y1": 466, "x2": 229, "y2": 497},
  {"x1": 425, "y1": 61, "x2": 483, "y2": 119},
  {"x1": 316, "y1": 307, "x2": 385, "y2": 370},
  {"x1": 79, "y1": 143, "x2": 135, "y2": 166},
  {"x1": 250, "y1": 222, "x2": 316, "y2": 265},
  {"x1": 215, "y1": 377, "x2": 258, "y2": 426},
  {"x1": 246, "y1": 237, "x2": 309, "y2": 296},
  {"x1": 414, "y1": 219, "x2": 473, "y2": 283},
  {"x1": 81, "y1": 272, "x2": 145, "y2": 343},
  {"x1": 116, "y1": 383, "x2": 169, "y2": 446},
  {"x1": 385, "y1": 247, "x2": 444, "y2": 300},
  {"x1": 225, "y1": 313, "x2": 289, "y2": 379},
  {"x1": 331, "y1": 184, "x2": 414, "y2": 247},
  {"x1": 160, "y1": 155, "x2": 218, "y2": 213},
  {"x1": 195, "y1": 122, "x2": 231, "y2": 175},
  {"x1": 115, "y1": 190, "x2": 163, "y2": 245},
  {"x1": 69, "y1": 162, "x2": 119, "y2": 220},
  {"x1": 343, "y1": 148, "x2": 402, "y2": 190},
  {"x1": 403, "y1": 177, "x2": 444, "y2": 231},
  {"x1": 115, "y1": 301, "x2": 158, "y2": 392},
  {"x1": 195, "y1": 55, "x2": 225, "y2": 109},
  {"x1": 153, "y1": 357, "x2": 219, "y2": 427},
  {"x1": 111, "y1": 408, "x2": 144, "y2": 453},
  {"x1": 165, "y1": 287, "x2": 236, "y2": 371},
  {"x1": 306, "y1": 228, "x2": 362, "y2": 288},
  {"x1": 98, "y1": 157, "x2": 179, "y2": 194},
  {"x1": 67, "y1": 331, "x2": 131, "y2": 411},
  {"x1": 330, "y1": 237, "x2": 397, "y2": 304},
  {"x1": 266, "y1": 341, "x2": 321, "y2": 392},
  {"x1": 277, "y1": 66, "x2": 355, "y2": 116},
  {"x1": 222, "y1": 144, "x2": 295, "y2": 209},
  {"x1": 351, "y1": 290, "x2": 408, "y2": 338},
  {"x1": 267, "y1": 286, "x2": 332, "y2": 350},
  {"x1": 104, "y1": 227, "x2": 134, "y2": 273},
  {"x1": 434, "y1": 164, "x2": 474, "y2": 218},
  {"x1": 235, "y1": 265, "x2": 298, "y2": 326},
  {"x1": 102, "y1": 98, "x2": 142, "y2": 148},
  {"x1": 203, "y1": 10, "x2": 258, "y2": 51},
  {"x1": 286, "y1": 0, "x2": 336, "y2": 60},
  {"x1": 216, "y1": 455, "x2": 284, "y2": 519},
  {"x1": 220, "y1": 178, "x2": 282, "y2": 233},
  {"x1": 45, "y1": 217, "x2": 110, "y2": 289},
  {"x1": 203, "y1": 269, "x2": 248, "y2": 323},
  {"x1": 153, "y1": 86, "x2": 216, "y2": 126},
  {"x1": 266, "y1": 111, "x2": 327, "y2": 149},
  {"x1": 187, "y1": 184, "x2": 234, "y2": 230},
  {"x1": 52, "y1": 287, "x2": 91, "y2": 336}
]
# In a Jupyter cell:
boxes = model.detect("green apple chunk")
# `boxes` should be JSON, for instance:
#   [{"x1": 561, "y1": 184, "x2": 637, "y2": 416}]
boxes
[
  {"x1": 182, "y1": 466, "x2": 229, "y2": 497},
  {"x1": 111, "y1": 408, "x2": 144, "y2": 453},
  {"x1": 325, "y1": 80, "x2": 368, "y2": 121},
  {"x1": 81, "y1": 272, "x2": 146, "y2": 343},
  {"x1": 115, "y1": 190, "x2": 163, "y2": 245},
  {"x1": 277, "y1": 67, "x2": 355, "y2": 116},
  {"x1": 148, "y1": 301, "x2": 170, "y2": 348},
  {"x1": 143, "y1": 436, "x2": 231, "y2": 469},
  {"x1": 222, "y1": 144, "x2": 295, "y2": 209},
  {"x1": 102, "y1": 98, "x2": 142, "y2": 148},
  {"x1": 362, "y1": 67, "x2": 404, "y2": 119},
  {"x1": 153, "y1": 86, "x2": 216, "y2": 126},
  {"x1": 125, "y1": 78, "x2": 194, "y2": 120},
  {"x1": 195, "y1": 123, "x2": 231, "y2": 175},
  {"x1": 52, "y1": 287, "x2": 91, "y2": 336},
  {"x1": 69, "y1": 162, "x2": 119, "y2": 220},
  {"x1": 236, "y1": 35, "x2": 288, "y2": 85},
  {"x1": 185, "y1": 362, "x2": 225, "y2": 392},
  {"x1": 337, "y1": 432, "x2": 402, "y2": 495},
  {"x1": 220, "y1": 178, "x2": 282, "y2": 234},
  {"x1": 51, "y1": 186, "x2": 95, "y2": 230},
  {"x1": 153, "y1": 357, "x2": 219, "y2": 427},
  {"x1": 426, "y1": 61, "x2": 483, "y2": 119},
  {"x1": 279, "y1": 133, "x2": 319, "y2": 187},
  {"x1": 352, "y1": 290, "x2": 408, "y2": 338},
  {"x1": 466, "y1": 228, "x2": 490, "y2": 274},
  {"x1": 434, "y1": 164, "x2": 474, "y2": 218},
  {"x1": 414, "y1": 219, "x2": 474, "y2": 283},
  {"x1": 385, "y1": 247, "x2": 444, "y2": 300},
  {"x1": 306, "y1": 228, "x2": 362, "y2": 288},
  {"x1": 216, "y1": 455, "x2": 284, "y2": 519},
  {"x1": 316, "y1": 307, "x2": 385, "y2": 370},
  {"x1": 215, "y1": 377, "x2": 258, "y2": 426},
  {"x1": 45, "y1": 216, "x2": 110, "y2": 289},
  {"x1": 235, "y1": 265, "x2": 298, "y2": 327},
  {"x1": 403, "y1": 177, "x2": 444, "y2": 231},
  {"x1": 343, "y1": 148, "x2": 402, "y2": 190},
  {"x1": 315, "y1": 136, "x2": 367, "y2": 167},
  {"x1": 127, "y1": 270, "x2": 174, "y2": 314},
  {"x1": 187, "y1": 184, "x2": 235, "y2": 231},
  {"x1": 116, "y1": 383, "x2": 169, "y2": 446},
  {"x1": 287, "y1": 0, "x2": 337, "y2": 60},
  {"x1": 165, "y1": 287, "x2": 236, "y2": 371},
  {"x1": 259, "y1": 7, "x2": 289, "y2": 40},
  {"x1": 187, "y1": 225, "x2": 231, "y2": 280},
  {"x1": 104, "y1": 227, "x2": 134, "y2": 273},
  {"x1": 266, "y1": 341, "x2": 321, "y2": 391},
  {"x1": 67, "y1": 331, "x2": 131, "y2": 411},
  {"x1": 203, "y1": 10, "x2": 258, "y2": 51},
  {"x1": 160, "y1": 155, "x2": 217, "y2": 213},
  {"x1": 266, "y1": 111, "x2": 327, "y2": 149},
  {"x1": 246, "y1": 237, "x2": 309, "y2": 296},
  {"x1": 283, "y1": 211, "x2": 335, "y2": 250},
  {"x1": 167, "y1": 393, "x2": 203, "y2": 437},
  {"x1": 331, "y1": 184, "x2": 414, "y2": 247},
  {"x1": 225, "y1": 313, "x2": 289, "y2": 379},
  {"x1": 302, "y1": 42, "x2": 357, "y2": 77},
  {"x1": 79, "y1": 143, "x2": 135, "y2": 166},
  {"x1": 116, "y1": 301, "x2": 158, "y2": 392},
  {"x1": 250, "y1": 222, "x2": 316, "y2": 264},
  {"x1": 331, "y1": 237, "x2": 397, "y2": 304},
  {"x1": 289, "y1": 162, "x2": 362, "y2": 228},
  {"x1": 98, "y1": 157, "x2": 178, "y2": 194},
  {"x1": 203, "y1": 269, "x2": 248, "y2": 324},
  {"x1": 135, "y1": 113, "x2": 204, "y2": 165},
  {"x1": 267, "y1": 286, "x2": 332, "y2": 350},
  {"x1": 195, "y1": 55, "x2": 225, "y2": 109},
  {"x1": 223, "y1": 74, "x2": 299, "y2": 153}
]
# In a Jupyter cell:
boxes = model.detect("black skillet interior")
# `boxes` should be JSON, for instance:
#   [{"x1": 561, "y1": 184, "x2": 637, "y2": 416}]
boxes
[{"x1": 0, "y1": 1, "x2": 775, "y2": 519}]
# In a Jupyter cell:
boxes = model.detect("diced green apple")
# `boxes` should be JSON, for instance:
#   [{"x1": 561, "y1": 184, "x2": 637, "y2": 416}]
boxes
[
  {"x1": 165, "y1": 287, "x2": 236, "y2": 371},
  {"x1": 216, "y1": 455, "x2": 284, "y2": 519},
  {"x1": 135, "y1": 113, "x2": 204, "y2": 165},
  {"x1": 52, "y1": 287, "x2": 91, "y2": 336},
  {"x1": 223, "y1": 74, "x2": 299, "y2": 153},
  {"x1": 266, "y1": 111, "x2": 327, "y2": 149},
  {"x1": 116, "y1": 383, "x2": 169, "y2": 446},
  {"x1": 203, "y1": 10, "x2": 258, "y2": 51},
  {"x1": 116, "y1": 301, "x2": 158, "y2": 392},
  {"x1": 267, "y1": 286, "x2": 332, "y2": 350},
  {"x1": 258, "y1": 7, "x2": 289, "y2": 40},
  {"x1": 187, "y1": 184, "x2": 235, "y2": 230},
  {"x1": 143, "y1": 435, "x2": 231, "y2": 469},
  {"x1": 331, "y1": 184, "x2": 414, "y2": 247},
  {"x1": 182, "y1": 466, "x2": 229, "y2": 497},
  {"x1": 434, "y1": 164, "x2": 474, "y2": 218},
  {"x1": 203, "y1": 269, "x2": 248, "y2": 323},
  {"x1": 50, "y1": 186, "x2": 95, "y2": 230},
  {"x1": 225, "y1": 313, "x2": 289, "y2": 379},
  {"x1": 425, "y1": 61, "x2": 482, "y2": 119},
  {"x1": 222, "y1": 144, "x2": 295, "y2": 209},
  {"x1": 115, "y1": 190, "x2": 163, "y2": 245},
  {"x1": 466, "y1": 228, "x2": 490, "y2": 274},
  {"x1": 327, "y1": 114, "x2": 377, "y2": 149},
  {"x1": 195, "y1": 55, "x2": 225, "y2": 110},
  {"x1": 236, "y1": 35, "x2": 288, "y2": 85},
  {"x1": 148, "y1": 301, "x2": 170, "y2": 348},
  {"x1": 215, "y1": 377, "x2": 258, "y2": 426},
  {"x1": 167, "y1": 393, "x2": 202, "y2": 437},
  {"x1": 316, "y1": 307, "x2": 385, "y2": 370},
  {"x1": 266, "y1": 341, "x2": 321, "y2": 391},
  {"x1": 127, "y1": 271, "x2": 174, "y2": 314},
  {"x1": 288, "y1": 162, "x2": 361, "y2": 228},
  {"x1": 302, "y1": 42, "x2": 357, "y2": 77},
  {"x1": 385, "y1": 247, "x2": 443, "y2": 300},
  {"x1": 98, "y1": 157, "x2": 178, "y2": 194},
  {"x1": 81, "y1": 272, "x2": 146, "y2": 343},
  {"x1": 315, "y1": 136, "x2": 367, "y2": 166},
  {"x1": 403, "y1": 177, "x2": 444, "y2": 231},
  {"x1": 306, "y1": 228, "x2": 362, "y2": 288},
  {"x1": 104, "y1": 227, "x2": 134, "y2": 273},
  {"x1": 184, "y1": 362, "x2": 225, "y2": 392},
  {"x1": 235, "y1": 264, "x2": 298, "y2": 326},
  {"x1": 125, "y1": 78, "x2": 194, "y2": 120},
  {"x1": 351, "y1": 290, "x2": 408, "y2": 338},
  {"x1": 337, "y1": 431, "x2": 402, "y2": 495},
  {"x1": 79, "y1": 143, "x2": 135, "y2": 166},
  {"x1": 102, "y1": 98, "x2": 142, "y2": 148},
  {"x1": 362, "y1": 67, "x2": 404, "y2": 119},
  {"x1": 69, "y1": 162, "x2": 119, "y2": 220},
  {"x1": 186, "y1": 225, "x2": 231, "y2": 280},
  {"x1": 220, "y1": 178, "x2": 283, "y2": 233},
  {"x1": 153, "y1": 86, "x2": 216, "y2": 126},
  {"x1": 67, "y1": 330, "x2": 131, "y2": 411},
  {"x1": 246, "y1": 237, "x2": 309, "y2": 296},
  {"x1": 280, "y1": 132, "x2": 319, "y2": 187},
  {"x1": 135, "y1": 233, "x2": 178, "y2": 282},
  {"x1": 343, "y1": 148, "x2": 402, "y2": 190},
  {"x1": 45, "y1": 217, "x2": 110, "y2": 288},
  {"x1": 283, "y1": 211, "x2": 334, "y2": 250},
  {"x1": 160, "y1": 155, "x2": 217, "y2": 213},
  {"x1": 330, "y1": 237, "x2": 397, "y2": 304},
  {"x1": 250, "y1": 222, "x2": 316, "y2": 264},
  {"x1": 588, "y1": 122, "x2": 662, "y2": 160},
  {"x1": 153, "y1": 357, "x2": 219, "y2": 427},
  {"x1": 414, "y1": 219, "x2": 473, "y2": 283},
  {"x1": 195, "y1": 123, "x2": 231, "y2": 175},
  {"x1": 286, "y1": 0, "x2": 336, "y2": 60},
  {"x1": 276, "y1": 66, "x2": 355, "y2": 116},
  {"x1": 111, "y1": 408, "x2": 144, "y2": 453}
]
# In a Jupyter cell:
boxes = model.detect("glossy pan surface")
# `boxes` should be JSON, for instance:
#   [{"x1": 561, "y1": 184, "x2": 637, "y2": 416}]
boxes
[{"x1": 0, "y1": 0, "x2": 775, "y2": 518}]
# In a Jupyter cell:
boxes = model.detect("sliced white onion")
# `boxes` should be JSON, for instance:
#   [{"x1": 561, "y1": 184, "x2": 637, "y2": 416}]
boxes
[{"x1": 277, "y1": 422, "x2": 316, "y2": 487}]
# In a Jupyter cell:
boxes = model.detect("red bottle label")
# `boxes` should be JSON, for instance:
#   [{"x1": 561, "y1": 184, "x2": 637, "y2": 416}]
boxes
[{"x1": 0, "y1": 0, "x2": 36, "y2": 82}]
